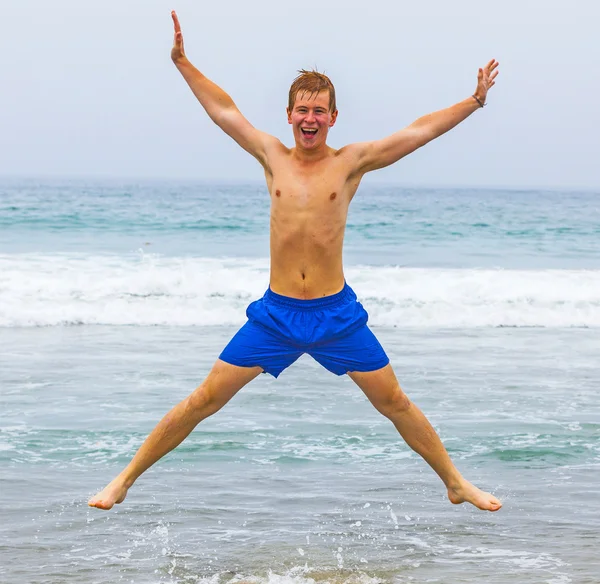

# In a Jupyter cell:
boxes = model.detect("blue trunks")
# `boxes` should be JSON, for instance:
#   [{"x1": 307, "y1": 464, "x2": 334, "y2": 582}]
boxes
[{"x1": 219, "y1": 283, "x2": 389, "y2": 378}]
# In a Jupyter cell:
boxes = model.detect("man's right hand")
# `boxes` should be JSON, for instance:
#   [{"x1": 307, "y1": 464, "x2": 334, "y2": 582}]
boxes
[{"x1": 171, "y1": 11, "x2": 186, "y2": 63}]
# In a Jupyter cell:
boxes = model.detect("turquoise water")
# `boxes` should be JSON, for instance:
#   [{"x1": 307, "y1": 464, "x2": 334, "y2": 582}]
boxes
[
  {"x1": 1, "y1": 179, "x2": 599, "y2": 583},
  {"x1": 2, "y1": 179, "x2": 599, "y2": 267}
]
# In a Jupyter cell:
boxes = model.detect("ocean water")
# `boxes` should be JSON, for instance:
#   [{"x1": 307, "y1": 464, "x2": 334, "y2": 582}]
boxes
[{"x1": 1, "y1": 178, "x2": 599, "y2": 584}]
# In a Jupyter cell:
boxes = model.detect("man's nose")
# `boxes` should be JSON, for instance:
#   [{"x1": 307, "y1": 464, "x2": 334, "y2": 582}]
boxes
[{"x1": 305, "y1": 110, "x2": 316, "y2": 122}]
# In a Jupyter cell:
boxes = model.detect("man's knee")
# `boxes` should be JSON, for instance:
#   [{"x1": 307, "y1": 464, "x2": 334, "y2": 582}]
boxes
[
  {"x1": 188, "y1": 380, "x2": 222, "y2": 416},
  {"x1": 375, "y1": 388, "x2": 412, "y2": 419}
]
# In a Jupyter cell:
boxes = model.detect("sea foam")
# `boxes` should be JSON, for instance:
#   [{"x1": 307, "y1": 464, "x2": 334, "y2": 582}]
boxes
[{"x1": 1, "y1": 253, "x2": 599, "y2": 328}]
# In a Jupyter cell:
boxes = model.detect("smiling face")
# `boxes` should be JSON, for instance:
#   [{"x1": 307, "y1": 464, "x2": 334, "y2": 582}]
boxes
[{"x1": 287, "y1": 90, "x2": 338, "y2": 151}]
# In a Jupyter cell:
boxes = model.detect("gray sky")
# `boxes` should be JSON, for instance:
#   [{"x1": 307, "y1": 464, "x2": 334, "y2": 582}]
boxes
[{"x1": 1, "y1": 0, "x2": 599, "y2": 189}]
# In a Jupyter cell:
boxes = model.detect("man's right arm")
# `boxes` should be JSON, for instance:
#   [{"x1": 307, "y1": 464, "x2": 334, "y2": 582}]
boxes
[{"x1": 171, "y1": 11, "x2": 276, "y2": 169}]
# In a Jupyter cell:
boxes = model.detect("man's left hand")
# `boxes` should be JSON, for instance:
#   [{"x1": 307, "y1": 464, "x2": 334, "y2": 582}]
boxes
[{"x1": 474, "y1": 59, "x2": 499, "y2": 105}]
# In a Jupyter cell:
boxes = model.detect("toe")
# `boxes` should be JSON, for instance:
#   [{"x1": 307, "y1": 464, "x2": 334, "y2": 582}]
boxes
[
  {"x1": 88, "y1": 497, "x2": 108, "y2": 509},
  {"x1": 487, "y1": 498, "x2": 502, "y2": 511}
]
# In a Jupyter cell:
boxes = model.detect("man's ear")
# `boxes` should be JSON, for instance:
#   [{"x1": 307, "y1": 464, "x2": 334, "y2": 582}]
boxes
[
  {"x1": 329, "y1": 109, "x2": 339, "y2": 127},
  {"x1": 286, "y1": 107, "x2": 292, "y2": 124}
]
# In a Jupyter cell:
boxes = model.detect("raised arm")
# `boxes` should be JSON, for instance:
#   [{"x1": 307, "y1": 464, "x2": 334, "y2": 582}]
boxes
[
  {"x1": 351, "y1": 59, "x2": 499, "y2": 175},
  {"x1": 170, "y1": 11, "x2": 277, "y2": 169}
]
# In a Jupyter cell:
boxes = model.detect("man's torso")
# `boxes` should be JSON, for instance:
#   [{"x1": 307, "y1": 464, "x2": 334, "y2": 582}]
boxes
[{"x1": 264, "y1": 144, "x2": 362, "y2": 299}]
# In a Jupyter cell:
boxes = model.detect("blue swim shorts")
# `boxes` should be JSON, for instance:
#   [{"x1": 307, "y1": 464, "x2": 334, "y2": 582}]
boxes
[{"x1": 219, "y1": 283, "x2": 389, "y2": 378}]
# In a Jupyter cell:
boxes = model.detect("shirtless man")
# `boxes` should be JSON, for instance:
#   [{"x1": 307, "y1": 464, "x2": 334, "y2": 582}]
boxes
[{"x1": 89, "y1": 11, "x2": 501, "y2": 512}]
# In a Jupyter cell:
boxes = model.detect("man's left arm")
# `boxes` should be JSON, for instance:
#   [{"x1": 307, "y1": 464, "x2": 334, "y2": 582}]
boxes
[{"x1": 352, "y1": 59, "x2": 499, "y2": 175}]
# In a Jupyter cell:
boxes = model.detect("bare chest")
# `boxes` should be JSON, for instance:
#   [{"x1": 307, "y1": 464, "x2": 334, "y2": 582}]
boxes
[{"x1": 267, "y1": 162, "x2": 351, "y2": 217}]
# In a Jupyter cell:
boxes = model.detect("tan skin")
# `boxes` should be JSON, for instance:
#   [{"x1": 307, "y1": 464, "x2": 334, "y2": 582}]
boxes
[{"x1": 88, "y1": 11, "x2": 501, "y2": 512}]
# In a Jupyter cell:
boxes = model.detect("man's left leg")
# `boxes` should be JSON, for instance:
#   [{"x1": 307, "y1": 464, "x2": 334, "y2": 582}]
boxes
[{"x1": 348, "y1": 364, "x2": 502, "y2": 512}]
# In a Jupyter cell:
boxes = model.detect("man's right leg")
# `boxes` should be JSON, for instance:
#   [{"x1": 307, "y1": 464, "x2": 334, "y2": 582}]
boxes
[{"x1": 88, "y1": 359, "x2": 262, "y2": 510}]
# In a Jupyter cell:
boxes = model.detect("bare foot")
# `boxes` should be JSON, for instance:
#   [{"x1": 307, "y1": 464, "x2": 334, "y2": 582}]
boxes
[
  {"x1": 88, "y1": 477, "x2": 129, "y2": 510},
  {"x1": 447, "y1": 479, "x2": 502, "y2": 512}
]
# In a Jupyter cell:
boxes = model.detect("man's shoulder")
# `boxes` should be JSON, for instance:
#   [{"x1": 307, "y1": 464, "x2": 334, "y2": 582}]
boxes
[
  {"x1": 330, "y1": 143, "x2": 367, "y2": 174},
  {"x1": 333, "y1": 142, "x2": 365, "y2": 159},
  {"x1": 264, "y1": 136, "x2": 291, "y2": 156},
  {"x1": 262, "y1": 134, "x2": 287, "y2": 149}
]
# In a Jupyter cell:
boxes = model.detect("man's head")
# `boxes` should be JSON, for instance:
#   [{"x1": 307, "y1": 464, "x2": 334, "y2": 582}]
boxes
[{"x1": 287, "y1": 69, "x2": 338, "y2": 150}]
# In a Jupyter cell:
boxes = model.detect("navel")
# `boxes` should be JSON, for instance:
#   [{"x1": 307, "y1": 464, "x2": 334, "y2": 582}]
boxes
[
  {"x1": 275, "y1": 189, "x2": 281, "y2": 197},
  {"x1": 301, "y1": 272, "x2": 306, "y2": 280},
  {"x1": 329, "y1": 192, "x2": 337, "y2": 200}
]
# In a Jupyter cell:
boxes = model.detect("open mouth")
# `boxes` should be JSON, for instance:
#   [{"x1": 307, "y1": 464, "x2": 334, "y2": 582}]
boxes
[{"x1": 301, "y1": 128, "x2": 318, "y2": 138}]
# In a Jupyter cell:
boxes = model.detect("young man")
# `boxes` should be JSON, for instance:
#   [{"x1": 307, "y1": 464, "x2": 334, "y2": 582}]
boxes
[{"x1": 89, "y1": 11, "x2": 501, "y2": 512}]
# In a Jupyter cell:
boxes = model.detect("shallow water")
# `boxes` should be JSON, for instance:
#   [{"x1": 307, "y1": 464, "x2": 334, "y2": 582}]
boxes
[
  {"x1": 1, "y1": 326, "x2": 599, "y2": 583},
  {"x1": 1, "y1": 180, "x2": 599, "y2": 583}
]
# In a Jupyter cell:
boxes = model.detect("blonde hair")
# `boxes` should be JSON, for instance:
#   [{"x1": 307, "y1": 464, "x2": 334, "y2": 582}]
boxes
[{"x1": 288, "y1": 69, "x2": 337, "y2": 112}]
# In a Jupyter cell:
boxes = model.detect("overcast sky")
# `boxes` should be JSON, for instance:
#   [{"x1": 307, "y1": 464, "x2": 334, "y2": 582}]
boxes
[{"x1": 1, "y1": 0, "x2": 598, "y2": 189}]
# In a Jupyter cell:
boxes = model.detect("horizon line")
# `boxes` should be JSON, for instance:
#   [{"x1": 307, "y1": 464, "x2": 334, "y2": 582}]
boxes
[{"x1": 0, "y1": 173, "x2": 598, "y2": 193}]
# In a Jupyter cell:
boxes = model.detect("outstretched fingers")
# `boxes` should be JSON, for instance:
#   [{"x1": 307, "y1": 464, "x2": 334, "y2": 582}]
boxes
[
  {"x1": 172, "y1": 10, "x2": 181, "y2": 33},
  {"x1": 480, "y1": 59, "x2": 499, "y2": 88},
  {"x1": 486, "y1": 59, "x2": 499, "y2": 79},
  {"x1": 172, "y1": 10, "x2": 183, "y2": 44},
  {"x1": 170, "y1": 10, "x2": 185, "y2": 61},
  {"x1": 484, "y1": 58, "x2": 499, "y2": 72}
]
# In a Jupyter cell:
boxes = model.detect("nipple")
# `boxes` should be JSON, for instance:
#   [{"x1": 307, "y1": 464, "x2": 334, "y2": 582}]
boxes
[
  {"x1": 329, "y1": 192, "x2": 337, "y2": 200},
  {"x1": 276, "y1": 189, "x2": 281, "y2": 197}
]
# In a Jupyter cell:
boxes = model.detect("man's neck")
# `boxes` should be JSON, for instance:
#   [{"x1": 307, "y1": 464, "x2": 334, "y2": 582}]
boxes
[{"x1": 291, "y1": 144, "x2": 333, "y2": 164}]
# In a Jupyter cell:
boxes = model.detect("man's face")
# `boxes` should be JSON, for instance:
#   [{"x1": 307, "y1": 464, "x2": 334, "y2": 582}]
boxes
[{"x1": 287, "y1": 90, "x2": 338, "y2": 150}]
